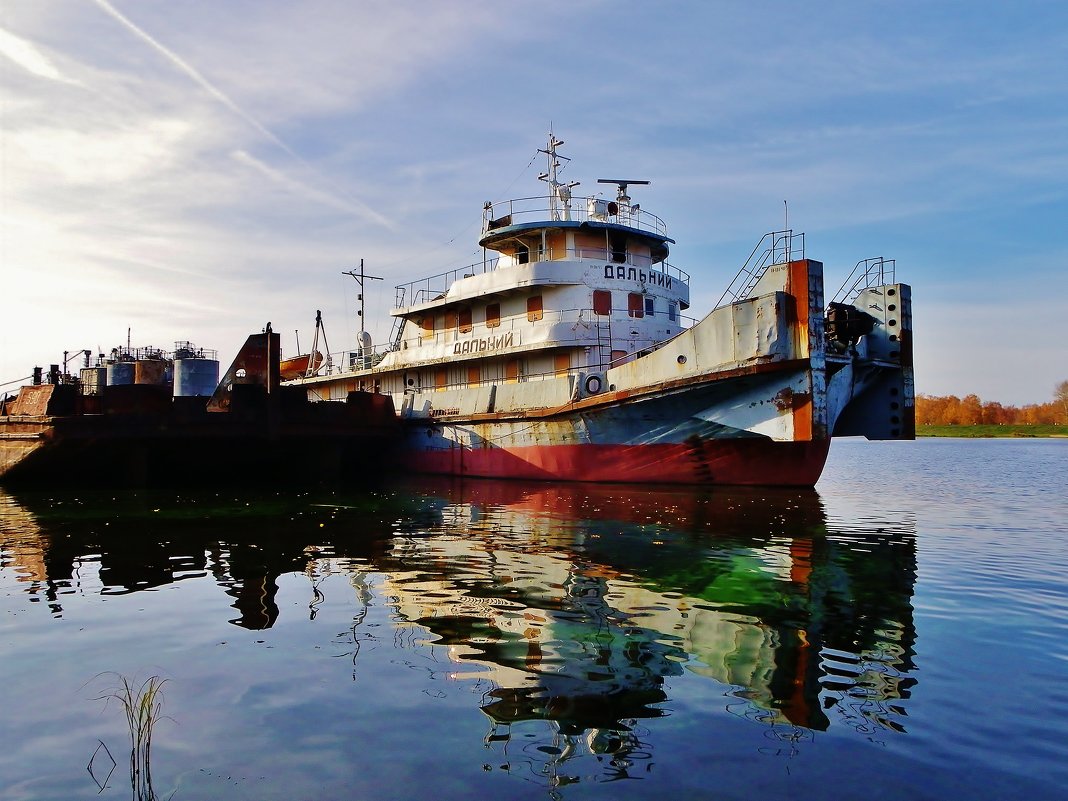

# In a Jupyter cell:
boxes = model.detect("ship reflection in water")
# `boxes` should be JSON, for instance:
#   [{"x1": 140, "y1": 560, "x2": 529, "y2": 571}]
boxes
[
  {"x1": 387, "y1": 480, "x2": 918, "y2": 772},
  {"x1": 0, "y1": 477, "x2": 917, "y2": 792}
]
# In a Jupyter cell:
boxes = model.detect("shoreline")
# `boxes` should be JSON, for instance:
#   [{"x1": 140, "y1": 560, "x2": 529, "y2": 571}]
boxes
[{"x1": 917, "y1": 424, "x2": 1067, "y2": 438}]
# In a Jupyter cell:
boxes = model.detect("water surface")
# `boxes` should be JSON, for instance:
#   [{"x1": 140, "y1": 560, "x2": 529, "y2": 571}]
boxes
[{"x1": 1, "y1": 438, "x2": 1065, "y2": 800}]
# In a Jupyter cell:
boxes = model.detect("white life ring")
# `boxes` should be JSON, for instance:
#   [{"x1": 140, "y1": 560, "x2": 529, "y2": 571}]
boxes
[{"x1": 584, "y1": 374, "x2": 603, "y2": 395}]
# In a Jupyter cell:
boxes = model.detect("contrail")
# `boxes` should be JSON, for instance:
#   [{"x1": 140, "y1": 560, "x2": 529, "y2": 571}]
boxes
[
  {"x1": 91, "y1": 0, "x2": 297, "y2": 157},
  {"x1": 91, "y1": 0, "x2": 391, "y2": 228},
  {"x1": 233, "y1": 150, "x2": 394, "y2": 229}
]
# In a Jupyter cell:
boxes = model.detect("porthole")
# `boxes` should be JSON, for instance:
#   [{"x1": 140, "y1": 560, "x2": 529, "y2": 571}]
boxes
[
  {"x1": 890, "y1": 350, "x2": 900, "y2": 358},
  {"x1": 891, "y1": 402, "x2": 900, "y2": 410},
  {"x1": 677, "y1": 355, "x2": 687, "y2": 365},
  {"x1": 891, "y1": 415, "x2": 900, "y2": 424},
  {"x1": 888, "y1": 304, "x2": 897, "y2": 312},
  {"x1": 888, "y1": 319, "x2": 897, "y2": 327},
  {"x1": 888, "y1": 288, "x2": 896, "y2": 296},
  {"x1": 890, "y1": 387, "x2": 899, "y2": 396}
]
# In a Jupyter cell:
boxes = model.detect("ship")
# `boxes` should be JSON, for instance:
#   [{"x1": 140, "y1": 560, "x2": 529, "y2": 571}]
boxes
[{"x1": 290, "y1": 133, "x2": 914, "y2": 486}]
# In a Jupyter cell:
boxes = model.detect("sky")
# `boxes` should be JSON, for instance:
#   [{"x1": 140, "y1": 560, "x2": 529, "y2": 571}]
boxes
[{"x1": 1, "y1": 0, "x2": 1066, "y2": 406}]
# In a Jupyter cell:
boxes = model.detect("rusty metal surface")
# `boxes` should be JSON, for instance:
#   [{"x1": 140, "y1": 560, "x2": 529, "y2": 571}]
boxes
[{"x1": 207, "y1": 330, "x2": 280, "y2": 413}]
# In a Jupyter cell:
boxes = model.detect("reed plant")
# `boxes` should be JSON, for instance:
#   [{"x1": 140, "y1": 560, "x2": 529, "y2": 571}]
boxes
[{"x1": 94, "y1": 673, "x2": 169, "y2": 800}]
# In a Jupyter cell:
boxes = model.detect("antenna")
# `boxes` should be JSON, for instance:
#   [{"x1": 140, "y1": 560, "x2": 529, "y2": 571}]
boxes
[
  {"x1": 538, "y1": 132, "x2": 577, "y2": 220},
  {"x1": 343, "y1": 259, "x2": 383, "y2": 349}
]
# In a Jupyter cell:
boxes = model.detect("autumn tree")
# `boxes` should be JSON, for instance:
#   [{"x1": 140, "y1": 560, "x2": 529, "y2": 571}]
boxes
[
  {"x1": 1056, "y1": 380, "x2": 1068, "y2": 425},
  {"x1": 916, "y1": 390, "x2": 1067, "y2": 426},
  {"x1": 960, "y1": 394, "x2": 983, "y2": 425}
]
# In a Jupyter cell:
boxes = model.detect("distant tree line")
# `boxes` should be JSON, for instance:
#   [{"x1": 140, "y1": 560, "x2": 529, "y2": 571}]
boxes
[{"x1": 917, "y1": 380, "x2": 1068, "y2": 425}]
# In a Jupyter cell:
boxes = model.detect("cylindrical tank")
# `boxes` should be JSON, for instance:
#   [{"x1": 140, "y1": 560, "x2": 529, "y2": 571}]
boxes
[
  {"x1": 173, "y1": 358, "x2": 220, "y2": 397},
  {"x1": 106, "y1": 362, "x2": 135, "y2": 386},
  {"x1": 79, "y1": 366, "x2": 108, "y2": 396},
  {"x1": 134, "y1": 360, "x2": 168, "y2": 385}
]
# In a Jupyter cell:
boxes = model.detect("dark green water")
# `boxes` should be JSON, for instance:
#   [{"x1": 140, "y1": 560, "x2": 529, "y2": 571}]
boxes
[{"x1": 1, "y1": 438, "x2": 1066, "y2": 800}]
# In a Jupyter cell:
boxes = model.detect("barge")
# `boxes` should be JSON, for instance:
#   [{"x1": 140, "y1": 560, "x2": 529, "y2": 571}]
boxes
[{"x1": 0, "y1": 327, "x2": 397, "y2": 485}]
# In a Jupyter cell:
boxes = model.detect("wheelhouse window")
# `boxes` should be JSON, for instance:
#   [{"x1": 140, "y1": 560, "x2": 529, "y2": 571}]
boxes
[
  {"x1": 457, "y1": 307, "x2": 472, "y2": 334},
  {"x1": 467, "y1": 365, "x2": 480, "y2": 387},
  {"x1": 644, "y1": 296, "x2": 655, "y2": 317},
  {"x1": 434, "y1": 369, "x2": 447, "y2": 391},
  {"x1": 610, "y1": 233, "x2": 627, "y2": 263},
  {"x1": 485, "y1": 303, "x2": 501, "y2": 328},
  {"x1": 668, "y1": 302, "x2": 678, "y2": 322},
  {"x1": 628, "y1": 293, "x2": 644, "y2": 318},
  {"x1": 420, "y1": 315, "x2": 435, "y2": 340},
  {"x1": 527, "y1": 295, "x2": 544, "y2": 322},
  {"x1": 593, "y1": 290, "x2": 612, "y2": 316}
]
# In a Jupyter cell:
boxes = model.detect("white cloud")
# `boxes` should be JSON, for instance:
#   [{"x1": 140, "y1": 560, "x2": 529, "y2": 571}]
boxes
[
  {"x1": 10, "y1": 119, "x2": 191, "y2": 185},
  {"x1": 0, "y1": 26, "x2": 77, "y2": 83}
]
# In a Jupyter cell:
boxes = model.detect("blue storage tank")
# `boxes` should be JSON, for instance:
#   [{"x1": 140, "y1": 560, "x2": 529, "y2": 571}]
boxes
[
  {"x1": 106, "y1": 362, "x2": 135, "y2": 386},
  {"x1": 173, "y1": 357, "x2": 219, "y2": 397}
]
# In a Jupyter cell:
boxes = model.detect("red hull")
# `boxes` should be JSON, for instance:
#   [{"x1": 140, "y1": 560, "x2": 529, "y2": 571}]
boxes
[{"x1": 406, "y1": 439, "x2": 831, "y2": 487}]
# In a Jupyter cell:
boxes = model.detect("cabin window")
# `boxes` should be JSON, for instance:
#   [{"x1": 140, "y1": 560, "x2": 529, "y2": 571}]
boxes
[
  {"x1": 644, "y1": 296, "x2": 655, "y2": 317},
  {"x1": 554, "y1": 352, "x2": 570, "y2": 377},
  {"x1": 457, "y1": 307, "x2": 472, "y2": 334},
  {"x1": 668, "y1": 302, "x2": 678, "y2": 322},
  {"x1": 485, "y1": 303, "x2": 501, "y2": 328},
  {"x1": 527, "y1": 295, "x2": 544, "y2": 322},
  {"x1": 434, "y1": 369, "x2": 447, "y2": 391},
  {"x1": 516, "y1": 241, "x2": 530, "y2": 264},
  {"x1": 593, "y1": 290, "x2": 612, "y2": 316},
  {"x1": 628, "y1": 293, "x2": 644, "y2": 318},
  {"x1": 505, "y1": 359, "x2": 522, "y2": 383},
  {"x1": 467, "y1": 365, "x2": 480, "y2": 387},
  {"x1": 610, "y1": 233, "x2": 627, "y2": 263}
]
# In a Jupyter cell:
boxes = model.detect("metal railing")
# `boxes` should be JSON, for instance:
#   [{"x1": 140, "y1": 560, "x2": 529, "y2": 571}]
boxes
[
  {"x1": 302, "y1": 304, "x2": 696, "y2": 380},
  {"x1": 395, "y1": 306, "x2": 610, "y2": 353},
  {"x1": 391, "y1": 254, "x2": 690, "y2": 312},
  {"x1": 482, "y1": 194, "x2": 669, "y2": 238},
  {"x1": 392, "y1": 258, "x2": 501, "y2": 309},
  {"x1": 831, "y1": 257, "x2": 896, "y2": 304},
  {"x1": 715, "y1": 230, "x2": 804, "y2": 308}
]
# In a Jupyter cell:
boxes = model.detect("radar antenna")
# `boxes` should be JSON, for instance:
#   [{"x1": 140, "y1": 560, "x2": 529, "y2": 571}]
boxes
[{"x1": 597, "y1": 178, "x2": 650, "y2": 206}]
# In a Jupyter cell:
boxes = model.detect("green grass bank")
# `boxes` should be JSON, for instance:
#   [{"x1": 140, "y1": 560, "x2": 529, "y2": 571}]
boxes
[{"x1": 916, "y1": 424, "x2": 1068, "y2": 438}]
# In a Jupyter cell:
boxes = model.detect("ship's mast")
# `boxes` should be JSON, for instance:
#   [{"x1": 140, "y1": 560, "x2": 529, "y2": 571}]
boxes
[
  {"x1": 538, "y1": 131, "x2": 579, "y2": 221},
  {"x1": 343, "y1": 259, "x2": 383, "y2": 357}
]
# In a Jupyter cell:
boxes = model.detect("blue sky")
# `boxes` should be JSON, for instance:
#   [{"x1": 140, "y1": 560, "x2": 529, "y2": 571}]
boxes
[{"x1": 2, "y1": 0, "x2": 1065, "y2": 405}]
